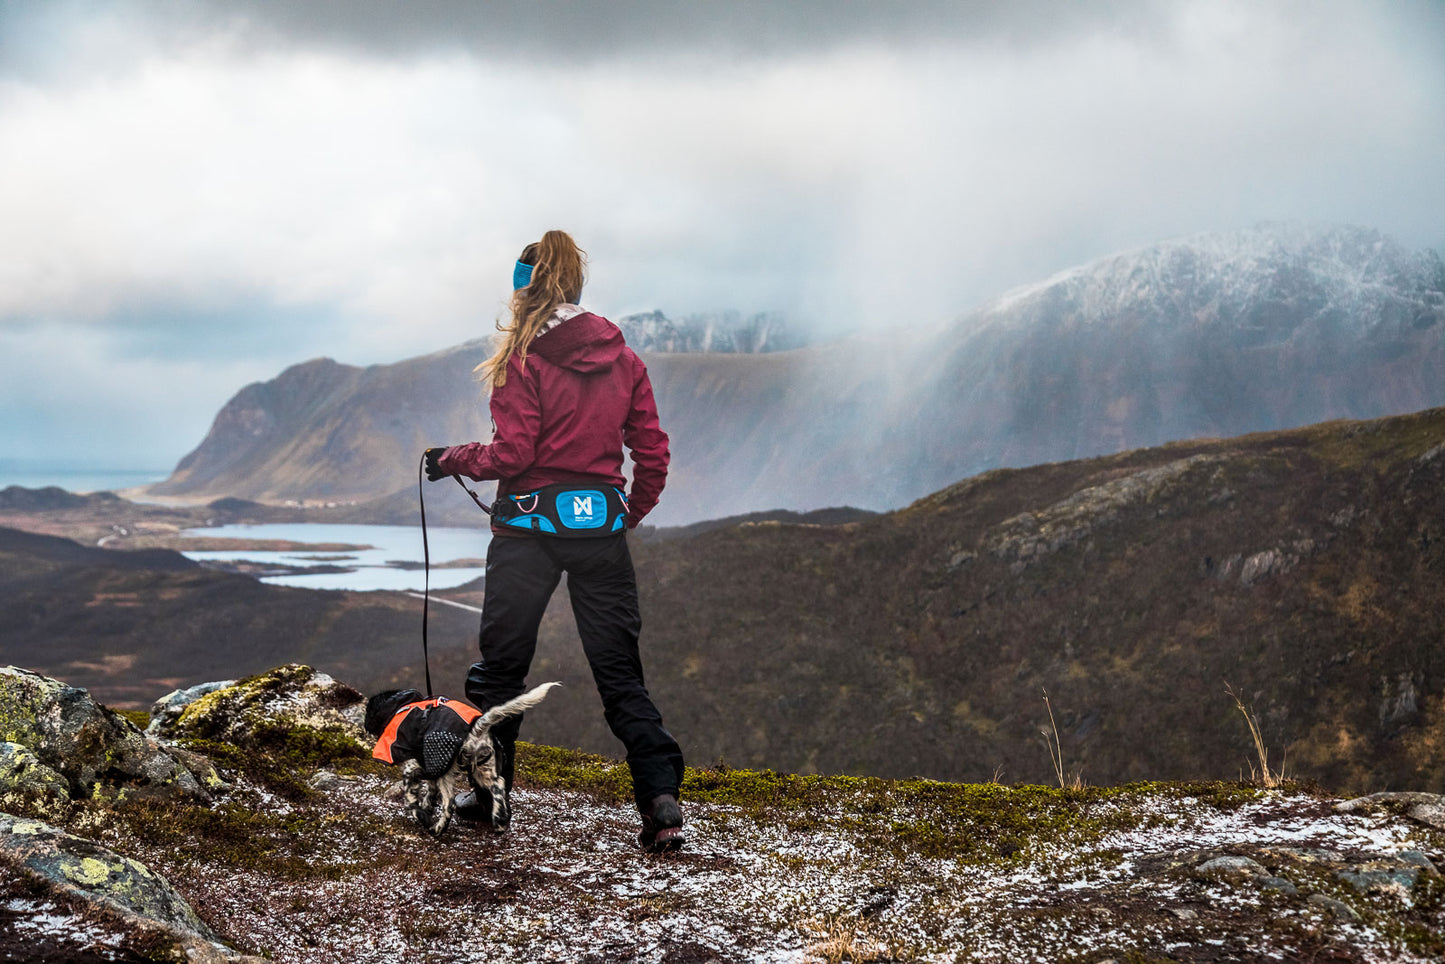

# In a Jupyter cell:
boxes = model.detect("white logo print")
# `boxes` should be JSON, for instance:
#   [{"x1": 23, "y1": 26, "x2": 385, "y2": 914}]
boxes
[{"x1": 573, "y1": 495, "x2": 594, "y2": 518}]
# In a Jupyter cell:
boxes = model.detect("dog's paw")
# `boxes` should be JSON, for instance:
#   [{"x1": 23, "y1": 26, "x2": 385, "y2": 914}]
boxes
[{"x1": 489, "y1": 784, "x2": 511, "y2": 831}]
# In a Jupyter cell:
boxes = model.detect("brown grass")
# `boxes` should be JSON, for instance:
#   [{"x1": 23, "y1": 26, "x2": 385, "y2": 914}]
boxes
[
  {"x1": 1226, "y1": 683, "x2": 1286, "y2": 789},
  {"x1": 803, "y1": 916, "x2": 907, "y2": 963},
  {"x1": 1042, "y1": 689, "x2": 1086, "y2": 790}
]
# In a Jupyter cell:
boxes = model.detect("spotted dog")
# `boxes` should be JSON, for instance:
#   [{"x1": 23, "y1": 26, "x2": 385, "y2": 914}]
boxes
[{"x1": 365, "y1": 682, "x2": 560, "y2": 837}]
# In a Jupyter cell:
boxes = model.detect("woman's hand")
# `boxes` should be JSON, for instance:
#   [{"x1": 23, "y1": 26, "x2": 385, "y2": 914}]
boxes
[{"x1": 424, "y1": 447, "x2": 451, "y2": 482}]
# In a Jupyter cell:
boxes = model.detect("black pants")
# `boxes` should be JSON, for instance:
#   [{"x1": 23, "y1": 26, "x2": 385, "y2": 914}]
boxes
[{"x1": 465, "y1": 532, "x2": 684, "y2": 811}]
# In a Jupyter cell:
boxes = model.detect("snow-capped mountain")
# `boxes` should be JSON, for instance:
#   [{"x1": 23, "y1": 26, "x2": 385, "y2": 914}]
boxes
[
  {"x1": 979, "y1": 223, "x2": 1442, "y2": 336},
  {"x1": 152, "y1": 223, "x2": 1445, "y2": 523},
  {"x1": 615, "y1": 310, "x2": 803, "y2": 353}
]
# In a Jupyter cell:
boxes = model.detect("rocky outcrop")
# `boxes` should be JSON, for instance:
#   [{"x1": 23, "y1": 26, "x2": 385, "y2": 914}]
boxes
[
  {"x1": 0, "y1": 666, "x2": 222, "y2": 802},
  {"x1": 5, "y1": 664, "x2": 1445, "y2": 962},
  {"x1": 985, "y1": 454, "x2": 1221, "y2": 571},
  {"x1": 156, "y1": 663, "x2": 367, "y2": 751}
]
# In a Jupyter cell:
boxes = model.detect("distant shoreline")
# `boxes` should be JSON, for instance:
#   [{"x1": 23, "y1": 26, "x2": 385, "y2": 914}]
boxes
[{"x1": 0, "y1": 467, "x2": 169, "y2": 495}]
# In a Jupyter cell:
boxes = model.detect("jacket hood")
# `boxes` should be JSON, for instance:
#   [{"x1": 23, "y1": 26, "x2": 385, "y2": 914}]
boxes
[{"x1": 531, "y1": 311, "x2": 625, "y2": 373}]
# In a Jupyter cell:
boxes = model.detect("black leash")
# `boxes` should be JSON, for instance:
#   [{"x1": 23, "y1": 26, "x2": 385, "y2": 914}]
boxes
[
  {"x1": 418, "y1": 452, "x2": 493, "y2": 697},
  {"x1": 418, "y1": 454, "x2": 434, "y2": 696}
]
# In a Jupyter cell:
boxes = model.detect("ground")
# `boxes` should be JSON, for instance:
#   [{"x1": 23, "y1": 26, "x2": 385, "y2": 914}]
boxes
[{"x1": 8, "y1": 735, "x2": 1445, "y2": 963}]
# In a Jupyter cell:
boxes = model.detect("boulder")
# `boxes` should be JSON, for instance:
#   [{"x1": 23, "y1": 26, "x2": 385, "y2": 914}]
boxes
[
  {"x1": 0, "y1": 812, "x2": 259, "y2": 961},
  {"x1": 157, "y1": 664, "x2": 368, "y2": 751},
  {"x1": 147, "y1": 679, "x2": 237, "y2": 737},
  {"x1": 0, "y1": 666, "x2": 223, "y2": 802},
  {"x1": 1334, "y1": 790, "x2": 1443, "y2": 812},
  {"x1": 0, "y1": 812, "x2": 216, "y2": 937},
  {"x1": 1334, "y1": 791, "x2": 1445, "y2": 829}
]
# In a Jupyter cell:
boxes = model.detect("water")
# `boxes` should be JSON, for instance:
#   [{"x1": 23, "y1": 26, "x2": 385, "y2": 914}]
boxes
[
  {"x1": 0, "y1": 465, "x2": 169, "y2": 494},
  {"x1": 179, "y1": 523, "x2": 491, "y2": 592}
]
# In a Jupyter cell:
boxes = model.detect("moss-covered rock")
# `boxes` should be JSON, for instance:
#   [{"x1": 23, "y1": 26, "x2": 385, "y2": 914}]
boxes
[
  {"x1": 161, "y1": 664, "x2": 367, "y2": 750},
  {"x1": 0, "y1": 666, "x2": 223, "y2": 802},
  {"x1": 146, "y1": 679, "x2": 236, "y2": 737}
]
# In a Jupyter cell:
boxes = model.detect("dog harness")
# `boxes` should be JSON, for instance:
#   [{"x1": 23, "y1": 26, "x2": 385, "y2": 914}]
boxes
[{"x1": 372, "y1": 697, "x2": 483, "y2": 765}]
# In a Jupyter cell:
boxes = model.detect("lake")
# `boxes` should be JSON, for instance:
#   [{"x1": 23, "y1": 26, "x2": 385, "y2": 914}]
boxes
[{"x1": 179, "y1": 522, "x2": 491, "y2": 592}]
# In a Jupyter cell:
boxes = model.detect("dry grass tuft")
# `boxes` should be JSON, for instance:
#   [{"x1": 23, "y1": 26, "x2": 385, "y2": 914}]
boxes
[
  {"x1": 1226, "y1": 682, "x2": 1287, "y2": 788},
  {"x1": 802, "y1": 916, "x2": 906, "y2": 963},
  {"x1": 1041, "y1": 689, "x2": 1086, "y2": 790}
]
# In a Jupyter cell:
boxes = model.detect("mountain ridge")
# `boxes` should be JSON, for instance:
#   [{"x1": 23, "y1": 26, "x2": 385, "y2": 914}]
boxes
[{"x1": 149, "y1": 223, "x2": 1445, "y2": 524}]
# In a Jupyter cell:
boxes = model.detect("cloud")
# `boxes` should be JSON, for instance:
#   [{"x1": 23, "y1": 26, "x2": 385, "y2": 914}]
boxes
[
  {"x1": 108, "y1": 0, "x2": 1180, "y2": 65},
  {"x1": 0, "y1": 0, "x2": 1442, "y2": 468}
]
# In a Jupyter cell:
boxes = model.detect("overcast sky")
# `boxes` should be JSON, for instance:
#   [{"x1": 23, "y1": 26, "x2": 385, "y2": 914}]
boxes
[{"x1": 1, "y1": 0, "x2": 1443, "y2": 470}]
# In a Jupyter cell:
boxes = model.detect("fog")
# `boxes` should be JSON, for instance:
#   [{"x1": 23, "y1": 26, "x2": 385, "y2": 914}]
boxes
[{"x1": 1, "y1": 0, "x2": 1441, "y2": 468}]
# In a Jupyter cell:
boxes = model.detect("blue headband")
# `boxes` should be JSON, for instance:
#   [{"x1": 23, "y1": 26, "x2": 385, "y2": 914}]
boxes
[{"x1": 513, "y1": 261, "x2": 534, "y2": 290}]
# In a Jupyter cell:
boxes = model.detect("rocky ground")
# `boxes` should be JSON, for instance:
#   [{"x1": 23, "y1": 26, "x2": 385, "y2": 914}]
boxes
[{"x1": 2, "y1": 665, "x2": 1445, "y2": 962}]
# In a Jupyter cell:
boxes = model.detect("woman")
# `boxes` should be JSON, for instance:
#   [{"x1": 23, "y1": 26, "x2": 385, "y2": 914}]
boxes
[{"x1": 425, "y1": 230, "x2": 685, "y2": 852}]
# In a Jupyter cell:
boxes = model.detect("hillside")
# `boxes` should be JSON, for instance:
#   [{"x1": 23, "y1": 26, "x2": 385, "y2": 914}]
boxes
[
  {"x1": 512, "y1": 405, "x2": 1445, "y2": 796},
  {"x1": 149, "y1": 223, "x2": 1445, "y2": 524}
]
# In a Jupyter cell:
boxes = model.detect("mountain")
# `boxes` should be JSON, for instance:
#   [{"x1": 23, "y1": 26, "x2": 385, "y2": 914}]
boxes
[
  {"x1": 615, "y1": 308, "x2": 804, "y2": 353},
  {"x1": 150, "y1": 223, "x2": 1445, "y2": 525},
  {"x1": 151, "y1": 342, "x2": 496, "y2": 503}
]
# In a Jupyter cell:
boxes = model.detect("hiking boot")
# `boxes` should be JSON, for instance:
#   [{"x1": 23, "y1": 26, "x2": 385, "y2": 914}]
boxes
[
  {"x1": 638, "y1": 794, "x2": 684, "y2": 853},
  {"x1": 454, "y1": 787, "x2": 509, "y2": 829},
  {"x1": 453, "y1": 788, "x2": 490, "y2": 822}
]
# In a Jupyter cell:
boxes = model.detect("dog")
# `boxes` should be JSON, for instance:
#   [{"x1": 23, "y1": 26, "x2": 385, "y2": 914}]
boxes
[{"x1": 365, "y1": 682, "x2": 559, "y2": 837}]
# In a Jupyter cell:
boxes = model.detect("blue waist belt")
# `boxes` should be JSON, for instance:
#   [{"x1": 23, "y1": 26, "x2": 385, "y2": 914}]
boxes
[{"x1": 492, "y1": 483, "x2": 628, "y2": 537}]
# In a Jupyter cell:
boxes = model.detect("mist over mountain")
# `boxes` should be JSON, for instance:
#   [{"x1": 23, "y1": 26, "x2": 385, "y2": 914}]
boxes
[{"x1": 153, "y1": 224, "x2": 1445, "y2": 525}]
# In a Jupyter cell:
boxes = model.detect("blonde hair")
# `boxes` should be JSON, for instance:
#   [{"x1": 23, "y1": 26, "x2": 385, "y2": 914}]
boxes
[{"x1": 478, "y1": 230, "x2": 587, "y2": 387}]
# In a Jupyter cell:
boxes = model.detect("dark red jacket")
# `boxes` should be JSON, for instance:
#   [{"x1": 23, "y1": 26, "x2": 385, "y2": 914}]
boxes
[{"x1": 437, "y1": 312, "x2": 669, "y2": 528}]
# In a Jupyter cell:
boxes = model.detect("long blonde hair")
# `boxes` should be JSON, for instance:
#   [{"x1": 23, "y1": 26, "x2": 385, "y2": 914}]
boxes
[{"x1": 478, "y1": 230, "x2": 587, "y2": 387}]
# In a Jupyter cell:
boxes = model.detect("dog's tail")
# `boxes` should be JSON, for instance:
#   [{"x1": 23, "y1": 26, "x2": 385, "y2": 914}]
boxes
[{"x1": 479, "y1": 681, "x2": 561, "y2": 726}]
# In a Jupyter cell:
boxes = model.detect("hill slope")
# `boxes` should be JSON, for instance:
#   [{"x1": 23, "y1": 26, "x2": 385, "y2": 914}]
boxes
[
  {"x1": 152, "y1": 223, "x2": 1445, "y2": 523},
  {"x1": 516, "y1": 405, "x2": 1445, "y2": 795}
]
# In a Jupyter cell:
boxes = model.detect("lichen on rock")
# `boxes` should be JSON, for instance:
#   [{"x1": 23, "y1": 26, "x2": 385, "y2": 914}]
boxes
[
  {"x1": 0, "y1": 741, "x2": 69, "y2": 800},
  {"x1": 0, "y1": 665, "x2": 222, "y2": 802}
]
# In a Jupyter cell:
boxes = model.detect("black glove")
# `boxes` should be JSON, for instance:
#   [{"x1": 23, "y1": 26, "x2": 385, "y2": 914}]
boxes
[{"x1": 423, "y1": 447, "x2": 450, "y2": 482}]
